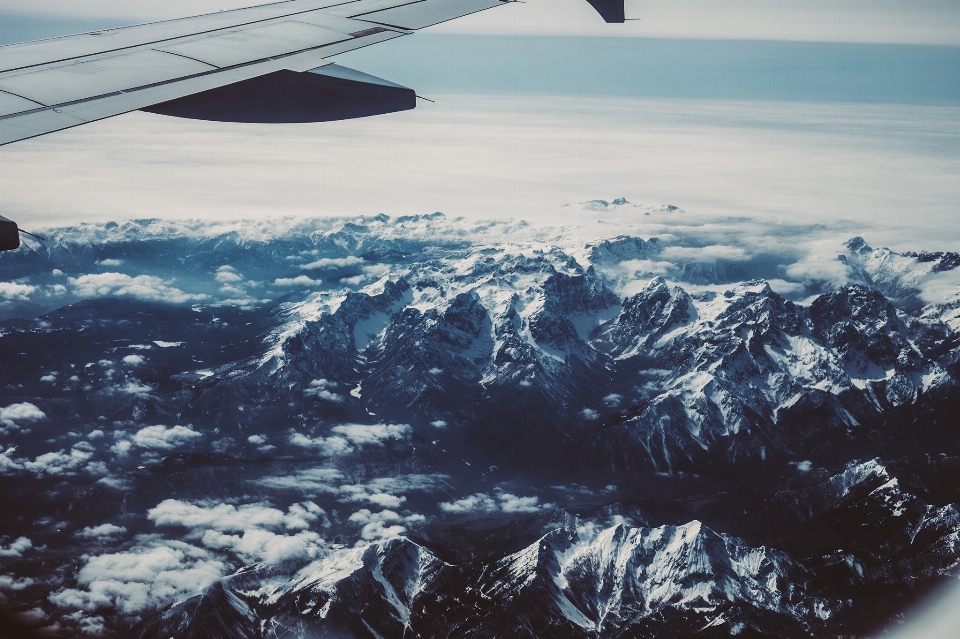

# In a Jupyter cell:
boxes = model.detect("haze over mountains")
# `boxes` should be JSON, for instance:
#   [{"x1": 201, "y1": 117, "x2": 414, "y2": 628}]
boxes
[{"x1": 0, "y1": 204, "x2": 958, "y2": 636}]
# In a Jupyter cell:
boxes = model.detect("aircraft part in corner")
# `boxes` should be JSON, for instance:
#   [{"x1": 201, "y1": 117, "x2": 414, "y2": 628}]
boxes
[
  {"x1": 0, "y1": 216, "x2": 21, "y2": 252},
  {"x1": 586, "y1": 0, "x2": 626, "y2": 23},
  {"x1": 140, "y1": 64, "x2": 416, "y2": 124}
]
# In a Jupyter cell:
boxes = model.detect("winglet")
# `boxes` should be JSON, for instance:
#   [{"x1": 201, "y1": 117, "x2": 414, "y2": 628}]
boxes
[{"x1": 585, "y1": 0, "x2": 625, "y2": 23}]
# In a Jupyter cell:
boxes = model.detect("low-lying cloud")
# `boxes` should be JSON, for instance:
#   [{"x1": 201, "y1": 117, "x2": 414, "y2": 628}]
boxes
[
  {"x1": 69, "y1": 272, "x2": 207, "y2": 304},
  {"x1": 131, "y1": 425, "x2": 202, "y2": 450}
]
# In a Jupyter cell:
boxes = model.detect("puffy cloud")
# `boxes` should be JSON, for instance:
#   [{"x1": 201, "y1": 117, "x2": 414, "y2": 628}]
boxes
[
  {"x1": 69, "y1": 272, "x2": 207, "y2": 304},
  {"x1": 439, "y1": 490, "x2": 549, "y2": 514},
  {"x1": 0, "y1": 402, "x2": 45, "y2": 430},
  {"x1": 111, "y1": 440, "x2": 133, "y2": 456},
  {"x1": 288, "y1": 432, "x2": 353, "y2": 456},
  {"x1": 431, "y1": 420, "x2": 448, "y2": 428},
  {"x1": 148, "y1": 499, "x2": 320, "y2": 533},
  {"x1": 920, "y1": 268, "x2": 960, "y2": 305},
  {"x1": 0, "y1": 282, "x2": 35, "y2": 300},
  {"x1": 200, "y1": 529, "x2": 323, "y2": 564},
  {"x1": 581, "y1": 408, "x2": 600, "y2": 420},
  {"x1": 330, "y1": 423, "x2": 411, "y2": 446},
  {"x1": 347, "y1": 509, "x2": 423, "y2": 543},
  {"x1": 48, "y1": 539, "x2": 227, "y2": 617},
  {"x1": 274, "y1": 275, "x2": 322, "y2": 287},
  {"x1": 338, "y1": 474, "x2": 445, "y2": 509},
  {"x1": 439, "y1": 493, "x2": 498, "y2": 514},
  {"x1": 131, "y1": 425, "x2": 202, "y2": 450},
  {"x1": 0, "y1": 574, "x2": 34, "y2": 591},
  {"x1": 499, "y1": 493, "x2": 544, "y2": 513},
  {"x1": 74, "y1": 524, "x2": 128, "y2": 541},
  {"x1": 0, "y1": 536, "x2": 32, "y2": 558},
  {"x1": 146, "y1": 499, "x2": 326, "y2": 564},
  {"x1": 122, "y1": 354, "x2": 144, "y2": 365},
  {"x1": 98, "y1": 258, "x2": 123, "y2": 267},
  {"x1": 300, "y1": 256, "x2": 364, "y2": 270},
  {"x1": 121, "y1": 382, "x2": 153, "y2": 396},
  {"x1": 247, "y1": 434, "x2": 266, "y2": 445},
  {"x1": 603, "y1": 393, "x2": 622, "y2": 407},
  {"x1": 305, "y1": 379, "x2": 342, "y2": 402},
  {"x1": 215, "y1": 266, "x2": 244, "y2": 283},
  {"x1": 24, "y1": 448, "x2": 94, "y2": 476},
  {"x1": 0, "y1": 448, "x2": 24, "y2": 473}
]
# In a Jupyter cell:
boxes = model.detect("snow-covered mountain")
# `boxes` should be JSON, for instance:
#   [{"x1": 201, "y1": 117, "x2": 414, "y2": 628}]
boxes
[{"x1": 0, "y1": 212, "x2": 958, "y2": 637}]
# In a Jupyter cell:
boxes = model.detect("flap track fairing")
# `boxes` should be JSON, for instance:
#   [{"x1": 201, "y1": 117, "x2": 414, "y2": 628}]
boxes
[{"x1": 141, "y1": 64, "x2": 416, "y2": 124}]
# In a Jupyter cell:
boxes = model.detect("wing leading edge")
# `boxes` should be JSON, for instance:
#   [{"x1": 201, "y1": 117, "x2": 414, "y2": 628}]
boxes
[{"x1": 0, "y1": 0, "x2": 625, "y2": 148}]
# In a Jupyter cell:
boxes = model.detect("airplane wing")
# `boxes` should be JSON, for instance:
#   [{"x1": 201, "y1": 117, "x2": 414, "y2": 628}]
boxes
[{"x1": 0, "y1": 0, "x2": 626, "y2": 148}]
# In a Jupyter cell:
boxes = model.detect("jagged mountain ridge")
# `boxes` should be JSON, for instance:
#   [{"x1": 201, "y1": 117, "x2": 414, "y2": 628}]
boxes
[{"x1": 137, "y1": 516, "x2": 829, "y2": 639}]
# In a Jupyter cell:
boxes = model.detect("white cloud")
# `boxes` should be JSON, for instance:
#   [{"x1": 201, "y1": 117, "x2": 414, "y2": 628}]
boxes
[
  {"x1": 347, "y1": 509, "x2": 423, "y2": 543},
  {"x1": 0, "y1": 402, "x2": 45, "y2": 429},
  {"x1": 48, "y1": 539, "x2": 227, "y2": 617},
  {"x1": 792, "y1": 460, "x2": 814, "y2": 472},
  {"x1": 920, "y1": 268, "x2": 960, "y2": 305},
  {"x1": 122, "y1": 354, "x2": 144, "y2": 365},
  {"x1": 603, "y1": 393, "x2": 622, "y2": 407},
  {"x1": 581, "y1": 408, "x2": 600, "y2": 420},
  {"x1": 431, "y1": 420, "x2": 448, "y2": 428},
  {"x1": 69, "y1": 272, "x2": 207, "y2": 304},
  {"x1": 288, "y1": 432, "x2": 354, "y2": 456},
  {"x1": 275, "y1": 275, "x2": 322, "y2": 287},
  {"x1": 111, "y1": 440, "x2": 133, "y2": 456},
  {"x1": 767, "y1": 278, "x2": 806, "y2": 296},
  {"x1": 255, "y1": 467, "x2": 344, "y2": 492},
  {"x1": 215, "y1": 267, "x2": 244, "y2": 283},
  {"x1": 0, "y1": 282, "x2": 35, "y2": 300},
  {"x1": 499, "y1": 493, "x2": 544, "y2": 513},
  {"x1": 0, "y1": 536, "x2": 32, "y2": 558},
  {"x1": 247, "y1": 434, "x2": 266, "y2": 445},
  {"x1": 0, "y1": 449, "x2": 23, "y2": 473},
  {"x1": 289, "y1": 424, "x2": 411, "y2": 456},
  {"x1": 0, "y1": 574, "x2": 34, "y2": 591},
  {"x1": 300, "y1": 256, "x2": 364, "y2": 270},
  {"x1": 123, "y1": 382, "x2": 153, "y2": 397},
  {"x1": 329, "y1": 423, "x2": 411, "y2": 446},
  {"x1": 24, "y1": 448, "x2": 94, "y2": 476},
  {"x1": 305, "y1": 379, "x2": 342, "y2": 402},
  {"x1": 439, "y1": 490, "x2": 549, "y2": 514},
  {"x1": 200, "y1": 529, "x2": 323, "y2": 564},
  {"x1": 439, "y1": 493, "x2": 498, "y2": 514},
  {"x1": 146, "y1": 499, "x2": 326, "y2": 564},
  {"x1": 98, "y1": 259, "x2": 123, "y2": 266},
  {"x1": 74, "y1": 524, "x2": 128, "y2": 541},
  {"x1": 147, "y1": 499, "x2": 320, "y2": 533},
  {"x1": 131, "y1": 425, "x2": 202, "y2": 450}
]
